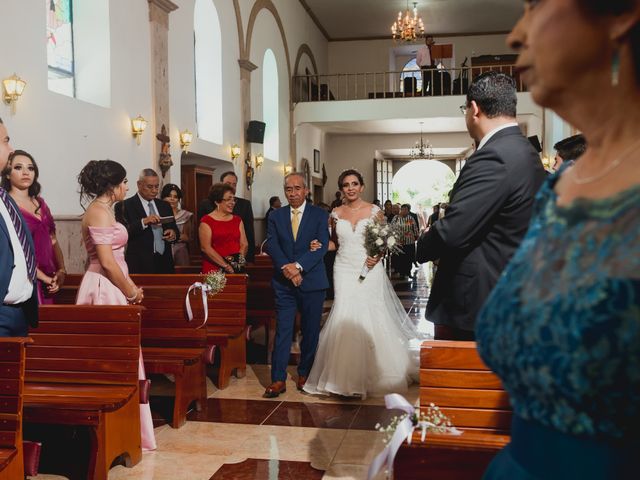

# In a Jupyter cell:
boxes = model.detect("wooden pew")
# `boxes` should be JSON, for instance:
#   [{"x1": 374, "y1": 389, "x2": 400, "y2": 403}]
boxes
[
  {"x1": 393, "y1": 340, "x2": 511, "y2": 479},
  {"x1": 138, "y1": 285, "x2": 208, "y2": 427},
  {"x1": 56, "y1": 274, "x2": 248, "y2": 390},
  {"x1": 0, "y1": 338, "x2": 29, "y2": 480},
  {"x1": 25, "y1": 305, "x2": 143, "y2": 480},
  {"x1": 245, "y1": 262, "x2": 277, "y2": 362}
]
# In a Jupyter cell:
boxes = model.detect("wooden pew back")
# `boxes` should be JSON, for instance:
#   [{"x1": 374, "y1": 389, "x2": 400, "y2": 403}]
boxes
[
  {"x1": 420, "y1": 340, "x2": 511, "y2": 434},
  {"x1": 0, "y1": 338, "x2": 29, "y2": 479},
  {"x1": 27, "y1": 305, "x2": 142, "y2": 386}
]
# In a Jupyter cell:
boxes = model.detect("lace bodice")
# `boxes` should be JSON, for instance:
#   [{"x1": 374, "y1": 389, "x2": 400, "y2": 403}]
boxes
[
  {"x1": 332, "y1": 205, "x2": 380, "y2": 263},
  {"x1": 477, "y1": 168, "x2": 640, "y2": 440}
]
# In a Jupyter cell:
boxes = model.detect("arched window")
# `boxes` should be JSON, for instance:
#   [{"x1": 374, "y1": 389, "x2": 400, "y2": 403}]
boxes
[
  {"x1": 47, "y1": 0, "x2": 110, "y2": 106},
  {"x1": 401, "y1": 58, "x2": 422, "y2": 93},
  {"x1": 194, "y1": 0, "x2": 223, "y2": 144},
  {"x1": 262, "y1": 49, "x2": 279, "y2": 161}
]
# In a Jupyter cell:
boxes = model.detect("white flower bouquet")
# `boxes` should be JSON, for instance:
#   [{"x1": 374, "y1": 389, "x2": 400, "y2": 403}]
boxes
[
  {"x1": 360, "y1": 219, "x2": 403, "y2": 281},
  {"x1": 203, "y1": 270, "x2": 227, "y2": 297}
]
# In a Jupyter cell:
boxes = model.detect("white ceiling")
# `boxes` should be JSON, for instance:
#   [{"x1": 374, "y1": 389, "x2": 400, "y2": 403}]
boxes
[
  {"x1": 303, "y1": 0, "x2": 523, "y2": 40},
  {"x1": 308, "y1": 117, "x2": 468, "y2": 135}
]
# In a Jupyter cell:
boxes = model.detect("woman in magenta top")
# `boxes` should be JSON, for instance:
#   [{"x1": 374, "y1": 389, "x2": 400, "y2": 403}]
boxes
[
  {"x1": 2, "y1": 150, "x2": 66, "y2": 304},
  {"x1": 199, "y1": 182, "x2": 248, "y2": 273}
]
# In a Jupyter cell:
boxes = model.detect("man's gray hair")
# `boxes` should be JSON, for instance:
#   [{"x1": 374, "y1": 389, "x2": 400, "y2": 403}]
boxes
[
  {"x1": 139, "y1": 168, "x2": 159, "y2": 181},
  {"x1": 284, "y1": 172, "x2": 307, "y2": 188}
]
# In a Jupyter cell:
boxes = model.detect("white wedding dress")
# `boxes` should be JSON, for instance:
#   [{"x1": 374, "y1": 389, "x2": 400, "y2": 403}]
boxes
[{"x1": 303, "y1": 206, "x2": 428, "y2": 399}]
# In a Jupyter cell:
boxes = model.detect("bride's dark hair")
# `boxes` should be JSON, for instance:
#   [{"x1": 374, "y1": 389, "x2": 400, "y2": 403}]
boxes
[
  {"x1": 338, "y1": 169, "x2": 364, "y2": 189},
  {"x1": 78, "y1": 160, "x2": 126, "y2": 206}
]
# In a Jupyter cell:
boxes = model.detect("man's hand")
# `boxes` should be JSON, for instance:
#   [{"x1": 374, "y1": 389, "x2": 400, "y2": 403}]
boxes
[
  {"x1": 281, "y1": 263, "x2": 300, "y2": 280},
  {"x1": 163, "y1": 229, "x2": 176, "y2": 242},
  {"x1": 290, "y1": 273, "x2": 303, "y2": 287},
  {"x1": 143, "y1": 215, "x2": 161, "y2": 226}
]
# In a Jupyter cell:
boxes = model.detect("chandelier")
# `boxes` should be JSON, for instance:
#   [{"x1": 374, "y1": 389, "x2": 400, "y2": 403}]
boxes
[
  {"x1": 391, "y1": 1, "x2": 425, "y2": 42},
  {"x1": 410, "y1": 123, "x2": 433, "y2": 160}
]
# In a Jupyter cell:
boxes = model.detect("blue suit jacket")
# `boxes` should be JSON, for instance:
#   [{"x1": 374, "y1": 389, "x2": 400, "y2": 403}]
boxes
[
  {"x1": 0, "y1": 190, "x2": 39, "y2": 328},
  {"x1": 266, "y1": 204, "x2": 329, "y2": 292}
]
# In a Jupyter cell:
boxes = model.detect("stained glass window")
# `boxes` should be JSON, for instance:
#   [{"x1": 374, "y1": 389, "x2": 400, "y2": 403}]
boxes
[{"x1": 47, "y1": 0, "x2": 75, "y2": 97}]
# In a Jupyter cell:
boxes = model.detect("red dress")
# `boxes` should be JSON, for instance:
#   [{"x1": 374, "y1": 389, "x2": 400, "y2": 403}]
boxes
[{"x1": 201, "y1": 214, "x2": 242, "y2": 273}]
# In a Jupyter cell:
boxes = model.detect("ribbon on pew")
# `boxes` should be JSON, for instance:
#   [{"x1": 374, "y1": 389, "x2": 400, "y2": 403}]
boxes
[
  {"x1": 185, "y1": 282, "x2": 212, "y2": 328},
  {"x1": 367, "y1": 393, "x2": 461, "y2": 480}
]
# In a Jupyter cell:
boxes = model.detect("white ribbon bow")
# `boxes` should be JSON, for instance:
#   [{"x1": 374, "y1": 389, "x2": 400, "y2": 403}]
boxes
[
  {"x1": 185, "y1": 282, "x2": 211, "y2": 328},
  {"x1": 367, "y1": 393, "x2": 461, "y2": 480}
]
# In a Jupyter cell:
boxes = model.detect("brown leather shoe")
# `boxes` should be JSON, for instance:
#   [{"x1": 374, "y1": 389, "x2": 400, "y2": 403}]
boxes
[
  {"x1": 263, "y1": 381, "x2": 286, "y2": 398},
  {"x1": 296, "y1": 375, "x2": 307, "y2": 391}
]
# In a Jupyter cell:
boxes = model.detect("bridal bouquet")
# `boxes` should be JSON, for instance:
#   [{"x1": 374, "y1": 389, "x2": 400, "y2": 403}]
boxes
[{"x1": 360, "y1": 219, "x2": 402, "y2": 281}]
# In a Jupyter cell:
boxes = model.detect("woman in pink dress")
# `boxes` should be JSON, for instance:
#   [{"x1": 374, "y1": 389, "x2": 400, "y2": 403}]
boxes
[
  {"x1": 1, "y1": 150, "x2": 66, "y2": 304},
  {"x1": 75, "y1": 160, "x2": 156, "y2": 451}
]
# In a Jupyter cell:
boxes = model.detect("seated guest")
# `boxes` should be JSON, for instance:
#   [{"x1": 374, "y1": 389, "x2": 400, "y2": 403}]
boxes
[
  {"x1": 264, "y1": 195, "x2": 281, "y2": 224},
  {"x1": 553, "y1": 133, "x2": 587, "y2": 170},
  {"x1": 2, "y1": 150, "x2": 66, "y2": 303},
  {"x1": 161, "y1": 183, "x2": 193, "y2": 266},
  {"x1": 200, "y1": 183, "x2": 248, "y2": 274},
  {"x1": 115, "y1": 168, "x2": 179, "y2": 274},
  {"x1": 477, "y1": 1, "x2": 640, "y2": 478}
]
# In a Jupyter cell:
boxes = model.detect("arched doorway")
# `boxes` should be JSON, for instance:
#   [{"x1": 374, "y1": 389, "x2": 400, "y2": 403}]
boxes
[{"x1": 391, "y1": 160, "x2": 456, "y2": 227}]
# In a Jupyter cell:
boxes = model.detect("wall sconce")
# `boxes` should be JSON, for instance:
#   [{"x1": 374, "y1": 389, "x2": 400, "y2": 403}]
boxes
[
  {"x1": 2, "y1": 73, "x2": 26, "y2": 114},
  {"x1": 131, "y1": 114, "x2": 147, "y2": 145},
  {"x1": 179, "y1": 129, "x2": 193, "y2": 152},
  {"x1": 284, "y1": 164, "x2": 293, "y2": 175},
  {"x1": 254, "y1": 153, "x2": 264, "y2": 169},
  {"x1": 231, "y1": 144, "x2": 241, "y2": 161}
]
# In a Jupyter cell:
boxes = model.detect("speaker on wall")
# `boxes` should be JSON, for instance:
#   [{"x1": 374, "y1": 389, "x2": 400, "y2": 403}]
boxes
[{"x1": 247, "y1": 120, "x2": 266, "y2": 144}]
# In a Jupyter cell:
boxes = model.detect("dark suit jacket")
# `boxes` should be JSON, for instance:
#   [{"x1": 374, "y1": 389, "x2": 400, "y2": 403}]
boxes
[
  {"x1": 115, "y1": 194, "x2": 180, "y2": 274},
  {"x1": 266, "y1": 204, "x2": 329, "y2": 292},
  {"x1": 0, "y1": 191, "x2": 38, "y2": 330},
  {"x1": 417, "y1": 126, "x2": 546, "y2": 331},
  {"x1": 198, "y1": 197, "x2": 255, "y2": 262}
]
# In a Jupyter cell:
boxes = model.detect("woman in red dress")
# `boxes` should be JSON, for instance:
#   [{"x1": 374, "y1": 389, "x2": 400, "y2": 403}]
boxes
[{"x1": 199, "y1": 182, "x2": 248, "y2": 273}]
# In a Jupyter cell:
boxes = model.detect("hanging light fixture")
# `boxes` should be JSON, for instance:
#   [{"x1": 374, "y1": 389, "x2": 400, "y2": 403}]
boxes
[
  {"x1": 409, "y1": 122, "x2": 433, "y2": 160},
  {"x1": 391, "y1": 1, "x2": 425, "y2": 42}
]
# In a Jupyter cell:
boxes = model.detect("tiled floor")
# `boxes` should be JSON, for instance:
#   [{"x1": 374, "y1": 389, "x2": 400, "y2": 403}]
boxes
[{"x1": 36, "y1": 264, "x2": 432, "y2": 480}]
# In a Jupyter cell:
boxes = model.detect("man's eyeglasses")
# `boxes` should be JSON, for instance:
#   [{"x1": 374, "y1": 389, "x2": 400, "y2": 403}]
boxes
[{"x1": 459, "y1": 105, "x2": 468, "y2": 115}]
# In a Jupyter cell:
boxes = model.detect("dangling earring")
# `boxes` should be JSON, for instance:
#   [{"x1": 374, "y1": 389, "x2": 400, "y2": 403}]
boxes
[{"x1": 611, "y1": 48, "x2": 620, "y2": 87}]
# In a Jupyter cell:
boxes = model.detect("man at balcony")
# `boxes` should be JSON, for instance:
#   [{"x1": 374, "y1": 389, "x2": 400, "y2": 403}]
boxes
[
  {"x1": 416, "y1": 71, "x2": 545, "y2": 340},
  {"x1": 416, "y1": 35, "x2": 435, "y2": 94}
]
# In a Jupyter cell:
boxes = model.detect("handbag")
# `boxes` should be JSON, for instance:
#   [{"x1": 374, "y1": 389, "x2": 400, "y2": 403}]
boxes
[{"x1": 224, "y1": 253, "x2": 246, "y2": 273}]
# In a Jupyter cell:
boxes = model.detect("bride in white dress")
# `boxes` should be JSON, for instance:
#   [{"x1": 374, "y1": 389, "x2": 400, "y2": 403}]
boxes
[{"x1": 303, "y1": 170, "x2": 428, "y2": 399}]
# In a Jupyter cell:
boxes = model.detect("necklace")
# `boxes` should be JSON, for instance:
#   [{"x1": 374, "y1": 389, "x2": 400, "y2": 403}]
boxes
[
  {"x1": 345, "y1": 201, "x2": 365, "y2": 211},
  {"x1": 572, "y1": 138, "x2": 640, "y2": 185}
]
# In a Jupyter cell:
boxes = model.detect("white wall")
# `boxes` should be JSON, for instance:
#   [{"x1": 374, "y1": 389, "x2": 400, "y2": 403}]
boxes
[{"x1": 0, "y1": 0, "x2": 154, "y2": 215}]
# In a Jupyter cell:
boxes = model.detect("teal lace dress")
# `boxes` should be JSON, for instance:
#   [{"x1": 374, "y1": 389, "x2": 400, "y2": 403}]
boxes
[{"x1": 476, "y1": 168, "x2": 639, "y2": 479}]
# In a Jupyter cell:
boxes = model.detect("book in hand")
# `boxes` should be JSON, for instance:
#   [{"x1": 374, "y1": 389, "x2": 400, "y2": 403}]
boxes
[{"x1": 158, "y1": 216, "x2": 175, "y2": 224}]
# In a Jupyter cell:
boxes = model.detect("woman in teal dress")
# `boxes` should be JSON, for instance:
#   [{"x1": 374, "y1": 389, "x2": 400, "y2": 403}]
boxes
[{"x1": 476, "y1": 1, "x2": 640, "y2": 479}]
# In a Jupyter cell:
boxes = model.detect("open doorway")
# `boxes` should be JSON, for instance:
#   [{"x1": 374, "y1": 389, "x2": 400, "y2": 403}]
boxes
[{"x1": 391, "y1": 160, "x2": 456, "y2": 228}]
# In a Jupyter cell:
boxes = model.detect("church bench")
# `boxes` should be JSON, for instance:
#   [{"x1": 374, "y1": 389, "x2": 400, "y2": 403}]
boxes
[
  {"x1": 55, "y1": 274, "x2": 248, "y2": 390},
  {"x1": 0, "y1": 337, "x2": 30, "y2": 480},
  {"x1": 393, "y1": 340, "x2": 511, "y2": 479},
  {"x1": 25, "y1": 305, "x2": 143, "y2": 480}
]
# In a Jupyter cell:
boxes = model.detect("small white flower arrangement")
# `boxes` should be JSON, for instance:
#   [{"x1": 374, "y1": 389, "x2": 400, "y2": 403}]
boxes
[
  {"x1": 375, "y1": 403, "x2": 456, "y2": 445},
  {"x1": 203, "y1": 270, "x2": 227, "y2": 297}
]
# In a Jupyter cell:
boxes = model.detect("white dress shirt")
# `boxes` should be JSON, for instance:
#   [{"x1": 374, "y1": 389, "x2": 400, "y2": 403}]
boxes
[
  {"x1": 0, "y1": 198, "x2": 33, "y2": 304},
  {"x1": 416, "y1": 45, "x2": 432, "y2": 67},
  {"x1": 138, "y1": 193, "x2": 159, "y2": 229},
  {"x1": 477, "y1": 122, "x2": 519, "y2": 151}
]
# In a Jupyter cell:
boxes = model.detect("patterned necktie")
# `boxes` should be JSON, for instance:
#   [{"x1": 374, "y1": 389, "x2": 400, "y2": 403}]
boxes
[
  {"x1": 291, "y1": 208, "x2": 300, "y2": 241},
  {"x1": 0, "y1": 188, "x2": 37, "y2": 281},
  {"x1": 148, "y1": 201, "x2": 165, "y2": 255}
]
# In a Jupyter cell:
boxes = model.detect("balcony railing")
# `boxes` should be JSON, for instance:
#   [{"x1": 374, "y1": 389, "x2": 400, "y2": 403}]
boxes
[{"x1": 293, "y1": 64, "x2": 526, "y2": 103}]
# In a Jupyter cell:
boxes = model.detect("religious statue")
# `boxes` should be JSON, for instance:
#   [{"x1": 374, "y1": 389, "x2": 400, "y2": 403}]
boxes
[{"x1": 156, "y1": 124, "x2": 173, "y2": 178}]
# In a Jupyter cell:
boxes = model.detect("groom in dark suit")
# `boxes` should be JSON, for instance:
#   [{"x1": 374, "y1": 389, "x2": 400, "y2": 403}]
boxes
[
  {"x1": 264, "y1": 173, "x2": 329, "y2": 397},
  {"x1": 417, "y1": 72, "x2": 545, "y2": 340},
  {"x1": 115, "y1": 168, "x2": 179, "y2": 274}
]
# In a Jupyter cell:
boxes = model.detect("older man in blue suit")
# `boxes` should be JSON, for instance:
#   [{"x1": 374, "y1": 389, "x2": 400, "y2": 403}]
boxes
[
  {"x1": 0, "y1": 118, "x2": 38, "y2": 336},
  {"x1": 265, "y1": 173, "x2": 329, "y2": 397}
]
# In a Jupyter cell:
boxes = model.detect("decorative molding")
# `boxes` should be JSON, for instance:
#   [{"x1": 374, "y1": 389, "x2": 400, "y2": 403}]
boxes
[
  {"x1": 233, "y1": 0, "x2": 246, "y2": 58},
  {"x1": 293, "y1": 43, "x2": 318, "y2": 76},
  {"x1": 238, "y1": 59, "x2": 258, "y2": 72},
  {"x1": 297, "y1": 0, "x2": 330, "y2": 41},
  {"x1": 147, "y1": 0, "x2": 178, "y2": 14}
]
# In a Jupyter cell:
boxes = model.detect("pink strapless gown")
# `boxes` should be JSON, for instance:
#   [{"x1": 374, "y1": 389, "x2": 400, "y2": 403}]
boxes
[{"x1": 75, "y1": 223, "x2": 156, "y2": 451}]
